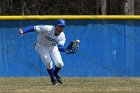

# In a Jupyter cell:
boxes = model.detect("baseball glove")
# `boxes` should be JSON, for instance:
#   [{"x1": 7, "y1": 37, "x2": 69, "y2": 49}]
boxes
[{"x1": 65, "y1": 41, "x2": 79, "y2": 54}]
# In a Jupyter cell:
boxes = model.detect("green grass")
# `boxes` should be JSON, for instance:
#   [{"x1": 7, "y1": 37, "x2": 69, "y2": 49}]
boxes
[{"x1": 0, "y1": 77, "x2": 140, "y2": 93}]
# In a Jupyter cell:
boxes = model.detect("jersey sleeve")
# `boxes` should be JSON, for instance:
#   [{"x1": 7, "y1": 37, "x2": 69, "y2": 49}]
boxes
[
  {"x1": 22, "y1": 26, "x2": 35, "y2": 33},
  {"x1": 58, "y1": 34, "x2": 66, "y2": 46},
  {"x1": 57, "y1": 34, "x2": 66, "y2": 52},
  {"x1": 34, "y1": 25, "x2": 52, "y2": 33}
]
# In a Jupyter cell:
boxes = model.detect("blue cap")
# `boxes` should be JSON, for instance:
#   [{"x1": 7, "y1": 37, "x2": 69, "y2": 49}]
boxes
[{"x1": 56, "y1": 19, "x2": 66, "y2": 27}]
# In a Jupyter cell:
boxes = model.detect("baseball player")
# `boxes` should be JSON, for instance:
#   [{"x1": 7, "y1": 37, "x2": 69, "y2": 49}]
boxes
[{"x1": 18, "y1": 19, "x2": 79, "y2": 85}]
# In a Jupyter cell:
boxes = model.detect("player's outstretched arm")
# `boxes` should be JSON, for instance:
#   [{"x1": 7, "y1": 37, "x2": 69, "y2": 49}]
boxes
[{"x1": 18, "y1": 26, "x2": 35, "y2": 36}]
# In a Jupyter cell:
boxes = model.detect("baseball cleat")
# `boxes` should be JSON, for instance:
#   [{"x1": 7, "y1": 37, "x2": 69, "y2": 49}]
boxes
[
  {"x1": 51, "y1": 80, "x2": 58, "y2": 85},
  {"x1": 54, "y1": 74, "x2": 63, "y2": 84}
]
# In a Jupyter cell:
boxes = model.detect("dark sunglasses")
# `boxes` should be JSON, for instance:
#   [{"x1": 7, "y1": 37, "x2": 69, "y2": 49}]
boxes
[{"x1": 58, "y1": 25, "x2": 64, "y2": 28}]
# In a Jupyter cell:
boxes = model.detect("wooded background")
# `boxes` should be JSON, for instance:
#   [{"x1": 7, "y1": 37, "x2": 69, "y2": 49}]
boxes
[{"x1": 0, "y1": 0, "x2": 139, "y2": 15}]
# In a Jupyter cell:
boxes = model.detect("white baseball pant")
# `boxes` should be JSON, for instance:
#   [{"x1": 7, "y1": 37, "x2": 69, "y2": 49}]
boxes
[{"x1": 35, "y1": 42, "x2": 64, "y2": 69}]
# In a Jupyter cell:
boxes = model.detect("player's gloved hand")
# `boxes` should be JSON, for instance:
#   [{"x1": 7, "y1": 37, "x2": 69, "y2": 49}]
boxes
[
  {"x1": 65, "y1": 40, "x2": 80, "y2": 54},
  {"x1": 65, "y1": 49, "x2": 76, "y2": 54}
]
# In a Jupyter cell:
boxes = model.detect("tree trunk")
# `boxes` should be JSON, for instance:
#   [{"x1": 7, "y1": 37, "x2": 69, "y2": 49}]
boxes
[
  {"x1": 21, "y1": 0, "x2": 25, "y2": 15},
  {"x1": 125, "y1": 0, "x2": 134, "y2": 15},
  {"x1": 101, "y1": 0, "x2": 106, "y2": 15}
]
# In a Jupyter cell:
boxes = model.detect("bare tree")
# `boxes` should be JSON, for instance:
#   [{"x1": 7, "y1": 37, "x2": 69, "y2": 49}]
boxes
[
  {"x1": 101, "y1": 0, "x2": 107, "y2": 15},
  {"x1": 125, "y1": 0, "x2": 134, "y2": 15}
]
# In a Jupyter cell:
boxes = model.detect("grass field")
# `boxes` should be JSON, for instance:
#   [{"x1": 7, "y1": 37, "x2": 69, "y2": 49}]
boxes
[{"x1": 0, "y1": 77, "x2": 140, "y2": 93}]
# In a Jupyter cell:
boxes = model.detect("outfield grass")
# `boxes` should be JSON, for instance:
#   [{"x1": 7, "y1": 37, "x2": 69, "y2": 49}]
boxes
[{"x1": 0, "y1": 77, "x2": 140, "y2": 93}]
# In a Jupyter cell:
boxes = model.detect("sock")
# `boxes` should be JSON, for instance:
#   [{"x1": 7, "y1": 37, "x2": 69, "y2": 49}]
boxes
[
  {"x1": 47, "y1": 69, "x2": 56, "y2": 82},
  {"x1": 54, "y1": 66, "x2": 61, "y2": 75}
]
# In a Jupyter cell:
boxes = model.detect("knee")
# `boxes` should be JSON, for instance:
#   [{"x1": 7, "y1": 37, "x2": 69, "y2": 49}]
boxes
[
  {"x1": 56, "y1": 62, "x2": 64, "y2": 68},
  {"x1": 46, "y1": 62, "x2": 53, "y2": 69}
]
